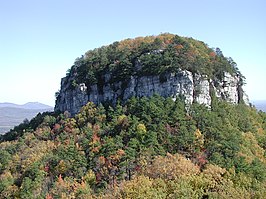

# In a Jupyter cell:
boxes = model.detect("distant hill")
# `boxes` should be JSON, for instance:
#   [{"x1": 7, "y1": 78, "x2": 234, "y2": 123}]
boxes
[
  {"x1": 252, "y1": 100, "x2": 266, "y2": 112},
  {"x1": 0, "y1": 102, "x2": 52, "y2": 110},
  {"x1": 0, "y1": 102, "x2": 53, "y2": 134}
]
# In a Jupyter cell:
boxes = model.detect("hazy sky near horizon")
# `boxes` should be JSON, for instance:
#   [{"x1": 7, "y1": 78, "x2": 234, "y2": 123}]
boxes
[{"x1": 0, "y1": 0, "x2": 265, "y2": 106}]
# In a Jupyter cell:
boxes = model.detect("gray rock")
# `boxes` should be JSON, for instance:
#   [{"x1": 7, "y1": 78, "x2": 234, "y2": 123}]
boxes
[
  {"x1": 55, "y1": 70, "x2": 249, "y2": 116},
  {"x1": 194, "y1": 74, "x2": 211, "y2": 106}
]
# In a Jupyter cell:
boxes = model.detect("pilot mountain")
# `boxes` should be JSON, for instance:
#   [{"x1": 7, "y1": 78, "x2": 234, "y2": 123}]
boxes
[
  {"x1": 2, "y1": 34, "x2": 266, "y2": 198},
  {"x1": 55, "y1": 34, "x2": 248, "y2": 115}
]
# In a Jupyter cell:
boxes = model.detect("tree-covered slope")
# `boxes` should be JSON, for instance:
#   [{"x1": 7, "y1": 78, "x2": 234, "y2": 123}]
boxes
[{"x1": 1, "y1": 96, "x2": 266, "y2": 198}]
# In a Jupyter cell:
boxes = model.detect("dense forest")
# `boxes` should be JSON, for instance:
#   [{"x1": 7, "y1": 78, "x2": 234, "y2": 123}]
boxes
[
  {"x1": 1, "y1": 34, "x2": 266, "y2": 198},
  {"x1": 1, "y1": 95, "x2": 266, "y2": 198}
]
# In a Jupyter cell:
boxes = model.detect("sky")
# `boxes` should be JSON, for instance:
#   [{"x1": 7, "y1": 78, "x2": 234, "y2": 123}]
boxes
[{"x1": 0, "y1": 0, "x2": 265, "y2": 106}]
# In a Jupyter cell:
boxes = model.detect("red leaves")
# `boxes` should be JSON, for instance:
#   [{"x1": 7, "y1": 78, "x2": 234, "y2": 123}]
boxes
[
  {"x1": 45, "y1": 194, "x2": 53, "y2": 199},
  {"x1": 209, "y1": 51, "x2": 216, "y2": 57},
  {"x1": 96, "y1": 172, "x2": 102, "y2": 183},
  {"x1": 58, "y1": 174, "x2": 64, "y2": 184},
  {"x1": 196, "y1": 153, "x2": 208, "y2": 167},
  {"x1": 52, "y1": 123, "x2": 61, "y2": 134},
  {"x1": 175, "y1": 44, "x2": 183, "y2": 50},
  {"x1": 44, "y1": 164, "x2": 50, "y2": 173}
]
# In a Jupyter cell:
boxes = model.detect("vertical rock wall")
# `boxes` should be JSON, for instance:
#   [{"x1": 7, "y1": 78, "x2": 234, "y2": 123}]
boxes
[{"x1": 55, "y1": 70, "x2": 248, "y2": 115}]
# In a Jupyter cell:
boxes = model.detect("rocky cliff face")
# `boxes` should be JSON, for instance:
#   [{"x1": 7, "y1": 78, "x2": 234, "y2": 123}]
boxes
[
  {"x1": 55, "y1": 69, "x2": 248, "y2": 115},
  {"x1": 55, "y1": 34, "x2": 250, "y2": 115}
]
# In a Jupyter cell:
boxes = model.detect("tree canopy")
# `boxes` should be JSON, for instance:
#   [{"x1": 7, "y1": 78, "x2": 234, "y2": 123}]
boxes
[
  {"x1": 1, "y1": 95, "x2": 266, "y2": 198},
  {"x1": 63, "y1": 33, "x2": 245, "y2": 93}
]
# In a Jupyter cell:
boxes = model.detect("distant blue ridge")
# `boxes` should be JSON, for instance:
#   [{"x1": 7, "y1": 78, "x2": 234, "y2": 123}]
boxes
[{"x1": 251, "y1": 100, "x2": 266, "y2": 112}]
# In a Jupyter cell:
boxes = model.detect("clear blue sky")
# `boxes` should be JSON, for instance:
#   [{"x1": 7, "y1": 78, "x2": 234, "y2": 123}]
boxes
[{"x1": 0, "y1": 0, "x2": 265, "y2": 106}]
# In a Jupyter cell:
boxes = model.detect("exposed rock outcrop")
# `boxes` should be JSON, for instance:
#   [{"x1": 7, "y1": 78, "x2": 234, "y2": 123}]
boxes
[{"x1": 55, "y1": 70, "x2": 248, "y2": 115}]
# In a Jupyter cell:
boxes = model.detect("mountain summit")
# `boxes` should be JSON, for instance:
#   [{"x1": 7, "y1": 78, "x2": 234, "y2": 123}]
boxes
[{"x1": 55, "y1": 34, "x2": 248, "y2": 115}]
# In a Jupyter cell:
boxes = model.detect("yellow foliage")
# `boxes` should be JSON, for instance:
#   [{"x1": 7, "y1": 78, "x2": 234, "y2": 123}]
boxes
[
  {"x1": 50, "y1": 176, "x2": 92, "y2": 199},
  {"x1": 0, "y1": 171, "x2": 16, "y2": 198},
  {"x1": 144, "y1": 153, "x2": 200, "y2": 180},
  {"x1": 11, "y1": 139, "x2": 55, "y2": 172},
  {"x1": 96, "y1": 113, "x2": 106, "y2": 123},
  {"x1": 55, "y1": 160, "x2": 68, "y2": 174},
  {"x1": 116, "y1": 149, "x2": 125, "y2": 157},
  {"x1": 195, "y1": 128, "x2": 202, "y2": 139},
  {"x1": 194, "y1": 129, "x2": 204, "y2": 149},
  {"x1": 239, "y1": 132, "x2": 265, "y2": 163},
  {"x1": 202, "y1": 164, "x2": 227, "y2": 187},
  {"x1": 207, "y1": 180, "x2": 252, "y2": 199},
  {"x1": 83, "y1": 169, "x2": 96, "y2": 186},
  {"x1": 0, "y1": 185, "x2": 19, "y2": 199},
  {"x1": 116, "y1": 33, "x2": 176, "y2": 52},
  {"x1": 0, "y1": 140, "x2": 13, "y2": 149},
  {"x1": 106, "y1": 175, "x2": 167, "y2": 199},
  {"x1": 76, "y1": 102, "x2": 97, "y2": 126},
  {"x1": 137, "y1": 123, "x2": 146, "y2": 134},
  {"x1": 117, "y1": 114, "x2": 127, "y2": 124}
]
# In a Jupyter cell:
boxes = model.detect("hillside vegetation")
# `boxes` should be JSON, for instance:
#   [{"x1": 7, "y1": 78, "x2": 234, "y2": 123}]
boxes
[
  {"x1": 1, "y1": 34, "x2": 265, "y2": 198},
  {"x1": 1, "y1": 95, "x2": 266, "y2": 198}
]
